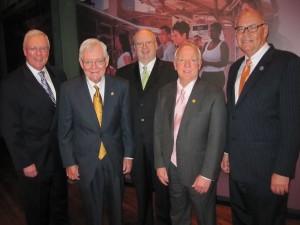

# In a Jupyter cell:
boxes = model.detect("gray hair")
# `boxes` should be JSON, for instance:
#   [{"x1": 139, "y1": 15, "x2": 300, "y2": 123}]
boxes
[
  {"x1": 174, "y1": 43, "x2": 202, "y2": 61},
  {"x1": 23, "y1": 29, "x2": 50, "y2": 49},
  {"x1": 79, "y1": 38, "x2": 108, "y2": 60}
]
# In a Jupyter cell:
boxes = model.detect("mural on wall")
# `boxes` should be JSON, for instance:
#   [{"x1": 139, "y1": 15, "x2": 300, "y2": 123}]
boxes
[{"x1": 76, "y1": 0, "x2": 300, "y2": 70}]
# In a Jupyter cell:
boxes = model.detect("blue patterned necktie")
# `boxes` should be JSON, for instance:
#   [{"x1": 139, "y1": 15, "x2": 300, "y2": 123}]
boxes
[{"x1": 38, "y1": 71, "x2": 56, "y2": 106}]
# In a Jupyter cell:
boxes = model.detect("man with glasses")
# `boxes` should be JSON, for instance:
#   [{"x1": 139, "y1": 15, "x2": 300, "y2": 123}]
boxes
[
  {"x1": 0, "y1": 29, "x2": 68, "y2": 225},
  {"x1": 116, "y1": 29, "x2": 177, "y2": 225},
  {"x1": 221, "y1": 10, "x2": 300, "y2": 225},
  {"x1": 58, "y1": 38, "x2": 134, "y2": 225}
]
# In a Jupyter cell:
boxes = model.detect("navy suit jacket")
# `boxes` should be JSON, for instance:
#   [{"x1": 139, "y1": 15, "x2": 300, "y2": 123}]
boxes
[
  {"x1": 226, "y1": 45, "x2": 300, "y2": 183},
  {"x1": 0, "y1": 64, "x2": 66, "y2": 171},
  {"x1": 58, "y1": 74, "x2": 134, "y2": 183}
]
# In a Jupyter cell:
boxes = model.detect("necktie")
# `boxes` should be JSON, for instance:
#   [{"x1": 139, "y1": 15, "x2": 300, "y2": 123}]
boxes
[
  {"x1": 93, "y1": 85, "x2": 106, "y2": 160},
  {"x1": 38, "y1": 71, "x2": 56, "y2": 105},
  {"x1": 171, "y1": 88, "x2": 186, "y2": 166},
  {"x1": 238, "y1": 59, "x2": 252, "y2": 96},
  {"x1": 141, "y1": 66, "x2": 149, "y2": 89}
]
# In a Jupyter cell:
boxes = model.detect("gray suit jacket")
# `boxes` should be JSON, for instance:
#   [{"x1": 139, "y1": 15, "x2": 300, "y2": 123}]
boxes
[
  {"x1": 154, "y1": 78, "x2": 226, "y2": 186},
  {"x1": 58, "y1": 75, "x2": 134, "y2": 183}
]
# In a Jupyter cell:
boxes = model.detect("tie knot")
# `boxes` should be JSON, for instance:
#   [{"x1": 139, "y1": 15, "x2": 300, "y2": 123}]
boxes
[
  {"x1": 38, "y1": 71, "x2": 45, "y2": 78},
  {"x1": 94, "y1": 85, "x2": 100, "y2": 96},
  {"x1": 143, "y1": 66, "x2": 147, "y2": 71},
  {"x1": 245, "y1": 59, "x2": 252, "y2": 67}
]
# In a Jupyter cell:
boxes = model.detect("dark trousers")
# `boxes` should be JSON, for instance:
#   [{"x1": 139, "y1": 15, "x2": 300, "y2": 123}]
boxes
[
  {"x1": 229, "y1": 176, "x2": 288, "y2": 225},
  {"x1": 78, "y1": 156, "x2": 123, "y2": 225},
  {"x1": 19, "y1": 168, "x2": 68, "y2": 225},
  {"x1": 131, "y1": 143, "x2": 171, "y2": 225},
  {"x1": 169, "y1": 163, "x2": 216, "y2": 225}
]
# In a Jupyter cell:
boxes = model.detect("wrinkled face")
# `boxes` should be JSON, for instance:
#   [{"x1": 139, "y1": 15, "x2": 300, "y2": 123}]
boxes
[
  {"x1": 134, "y1": 30, "x2": 157, "y2": 65},
  {"x1": 172, "y1": 30, "x2": 186, "y2": 47},
  {"x1": 23, "y1": 34, "x2": 49, "y2": 71},
  {"x1": 174, "y1": 45, "x2": 201, "y2": 87},
  {"x1": 79, "y1": 45, "x2": 109, "y2": 83},
  {"x1": 236, "y1": 11, "x2": 268, "y2": 57},
  {"x1": 159, "y1": 29, "x2": 171, "y2": 45}
]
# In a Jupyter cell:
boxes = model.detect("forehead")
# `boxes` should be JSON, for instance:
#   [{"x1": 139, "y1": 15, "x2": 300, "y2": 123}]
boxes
[
  {"x1": 135, "y1": 31, "x2": 155, "y2": 41},
  {"x1": 237, "y1": 12, "x2": 263, "y2": 26},
  {"x1": 82, "y1": 45, "x2": 103, "y2": 57},
  {"x1": 177, "y1": 46, "x2": 198, "y2": 57},
  {"x1": 26, "y1": 34, "x2": 47, "y2": 46}
]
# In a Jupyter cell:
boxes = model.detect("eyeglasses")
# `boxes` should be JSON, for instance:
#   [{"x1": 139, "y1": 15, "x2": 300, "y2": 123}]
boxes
[
  {"x1": 134, "y1": 41, "x2": 155, "y2": 48},
  {"x1": 235, "y1": 23, "x2": 266, "y2": 34},
  {"x1": 82, "y1": 58, "x2": 106, "y2": 67},
  {"x1": 26, "y1": 47, "x2": 49, "y2": 54}
]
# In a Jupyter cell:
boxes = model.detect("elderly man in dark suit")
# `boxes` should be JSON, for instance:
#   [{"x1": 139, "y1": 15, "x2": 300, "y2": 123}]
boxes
[
  {"x1": 0, "y1": 29, "x2": 68, "y2": 225},
  {"x1": 154, "y1": 43, "x2": 226, "y2": 225},
  {"x1": 221, "y1": 10, "x2": 300, "y2": 225},
  {"x1": 58, "y1": 38, "x2": 134, "y2": 225},
  {"x1": 115, "y1": 29, "x2": 177, "y2": 225}
]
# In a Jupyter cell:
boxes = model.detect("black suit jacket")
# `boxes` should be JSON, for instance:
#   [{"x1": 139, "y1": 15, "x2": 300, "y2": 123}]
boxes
[
  {"x1": 226, "y1": 46, "x2": 300, "y2": 183},
  {"x1": 0, "y1": 64, "x2": 66, "y2": 172},
  {"x1": 115, "y1": 58, "x2": 177, "y2": 160}
]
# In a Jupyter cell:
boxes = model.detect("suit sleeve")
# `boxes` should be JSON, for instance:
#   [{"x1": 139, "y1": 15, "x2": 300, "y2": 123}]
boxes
[
  {"x1": 120, "y1": 80, "x2": 135, "y2": 158},
  {"x1": 275, "y1": 56, "x2": 300, "y2": 177},
  {"x1": 153, "y1": 89, "x2": 165, "y2": 169},
  {"x1": 0, "y1": 81, "x2": 33, "y2": 170},
  {"x1": 58, "y1": 84, "x2": 76, "y2": 167},
  {"x1": 201, "y1": 91, "x2": 227, "y2": 180}
]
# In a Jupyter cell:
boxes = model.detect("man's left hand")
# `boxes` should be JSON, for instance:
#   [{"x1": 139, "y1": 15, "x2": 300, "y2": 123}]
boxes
[
  {"x1": 192, "y1": 176, "x2": 212, "y2": 194},
  {"x1": 271, "y1": 173, "x2": 290, "y2": 195},
  {"x1": 123, "y1": 158, "x2": 133, "y2": 174}
]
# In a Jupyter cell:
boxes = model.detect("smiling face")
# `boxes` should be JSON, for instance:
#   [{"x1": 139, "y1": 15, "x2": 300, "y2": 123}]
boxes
[
  {"x1": 236, "y1": 10, "x2": 268, "y2": 57},
  {"x1": 79, "y1": 44, "x2": 109, "y2": 83},
  {"x1": 174, "y1": 44, "x2": 202, "y2": 87},
  {"x1": 134, "y1": 29, "x2": 157, "y2": 65},
  {"x1": 23, "y1": 34, "x2": 49, "y2": 71}
]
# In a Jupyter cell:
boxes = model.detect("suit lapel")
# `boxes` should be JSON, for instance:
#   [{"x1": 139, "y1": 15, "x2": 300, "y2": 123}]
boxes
[
  {"x1": 181, "y1": 79, "x2": 205, "y2": 124},
  {"x1": 102, "y1": 75, "x2": 115, "y2": 130},
  {"x1": 77, "y1": 75, "x2": 101, "y2": 131},
  {"x1": 143, "y1": 58, "x2": 161, "y2": 91},
  {"x1": 236, "y1": 47, "x2": 274, "y2": 106},
  {"x1": 166, "y1": 82, "x2": 177, "y2": 133}
]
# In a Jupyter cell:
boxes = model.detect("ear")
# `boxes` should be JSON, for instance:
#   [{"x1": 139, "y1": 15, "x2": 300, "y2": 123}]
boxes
[
  {"x1": 79, "y1": 59, "x2": 84, "y2": 69},
  {"x1": 105, "y1": 55, "x2": 110, "y2": 67},
  {"x1": 263, "y1": 24, "x2": 269, "y2": 38}
]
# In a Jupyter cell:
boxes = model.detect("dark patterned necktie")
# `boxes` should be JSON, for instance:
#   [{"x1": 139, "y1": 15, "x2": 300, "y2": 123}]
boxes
[{"x1": 38, "y1": 71, "x2": 56, "y2": 105}]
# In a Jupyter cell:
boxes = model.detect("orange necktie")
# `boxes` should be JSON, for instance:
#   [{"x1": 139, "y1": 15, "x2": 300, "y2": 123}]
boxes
[
  {"x1": 93, "y1": 85, "x2": 106, "y2": 160},
  {"x1": 238, "y1": 59, "x2": 252, "y2": 96}
]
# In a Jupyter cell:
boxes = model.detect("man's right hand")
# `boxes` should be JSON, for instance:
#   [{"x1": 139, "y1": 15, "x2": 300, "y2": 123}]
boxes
[
  {"x1": 156, "y1": 167, "x2": 169, "y2": 186},
  {"x1": 23, "y1": 164, "x2": 38, "y2": 177},
  {"x1": 66, "y1": 165, "x2": 80, "y2": 181},
  {"x1": 221, "y1": 153, "x2": 230, "y2": 174}
]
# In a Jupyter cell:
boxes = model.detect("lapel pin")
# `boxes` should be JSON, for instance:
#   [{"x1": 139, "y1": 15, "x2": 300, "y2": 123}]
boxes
[
  {"x1": 111, "y1": 92, "x2": 114, "y2": 96},
  {"x1": 192, "y1": 99, "x2": 196, "y2": 103},
  {"x1": 259, "y1": 66, "x2": 264, "y2": 71}
]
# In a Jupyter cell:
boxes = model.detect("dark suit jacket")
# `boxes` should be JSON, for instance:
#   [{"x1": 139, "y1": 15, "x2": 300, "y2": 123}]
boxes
[
  {"x1": 58, "y1": 74, "x2": 134, "y2": 183},
  {"x1": 0, "y1": 64, "x2": 66, "y2": 172},
  {"x1": 226, "y1": 45, "x2": 300, "y2": 183},
  {"x1": 115, "y1": 58, "x2": 177, "y2": 160},
  {"x1": 154, "y1": 78, "x2": 227, "y2": 186}
]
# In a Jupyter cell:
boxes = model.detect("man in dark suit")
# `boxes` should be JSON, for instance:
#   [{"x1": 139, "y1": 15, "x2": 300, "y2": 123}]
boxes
[
  {"x1": 0, "y1": 29, "x2": 68, "y2": 225},
  {"x1": 58, "y1": 38, "x2": 134, "y2": 225},
  {"x1": 221, "y1": 10, "x2": 300, "y2": 225},
  {"x1": 154, "y1": 43, "x2": 226, "y2": 225},
  {"x1": 115, "y1": 29, "x2": 177, "y2": 225}
]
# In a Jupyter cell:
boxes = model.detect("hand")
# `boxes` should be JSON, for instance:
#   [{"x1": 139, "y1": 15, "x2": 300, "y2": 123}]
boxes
[
  {"x1": 271, "y1": 173, "x2": 290, "y2": 195},
  {"x1": 123, "y1": 158, "x2": 133, "y2": 174},
  {"x1": 23, "y1": 164, "x2": 38, "y2": 177},
  {"x1": 221, "y1": 153, "x2": 230, "y2": 174},
  {"x1": 192, "y1": 176, "x2": 211, "y2": 194},
  {"x1": 156, "y1": 167, "x2": 169, "y2": 186},
  {"x1": 66, "y1": 165, "x2": 80, "y2": 181}
]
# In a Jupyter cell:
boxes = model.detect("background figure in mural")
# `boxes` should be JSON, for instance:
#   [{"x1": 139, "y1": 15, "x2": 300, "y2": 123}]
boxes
[
  {"x1": 116, "y1": 33, "x2": 132, "y2": 69},
  {"x1": 0, "y1": 29, "x2": 68, "y2": 225},
  {"x1": 159, "y1": 26, "x2": 176, "y2": 62},
  {"x1": 221, "y1": 10, "x2": 300, "y2": 225},
  {"x1": 172, "y1": 21, "x2": 190, "y2": 47},
  {"x1": 58, "y1": 39, "x2": 134, "y2": 225},
  {"x1": 154, "y1": 43, "x2": 226, "y2": 225},
  {"x1": 116, "y1": 29, "x2": 177, "y2": 225},
  {"x1": 201, "y1": 22, "x2": 229, "y2": 90},
  {"x1": 193, "y1": 35, "x2": 203, "y2": 53}
]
